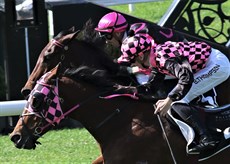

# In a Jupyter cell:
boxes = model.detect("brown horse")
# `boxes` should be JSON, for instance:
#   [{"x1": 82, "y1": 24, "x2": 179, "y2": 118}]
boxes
[
  {"x1": 10, "y1": 65, "x2": 230, "y2": 163},
  {"x1": 18, "y1": 20, "x2": 230, "y2": 163}
]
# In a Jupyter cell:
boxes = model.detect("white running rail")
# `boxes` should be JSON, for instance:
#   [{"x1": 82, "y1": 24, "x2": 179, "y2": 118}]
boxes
[{"x1": 0, "y1": 100, "x2": 26, "y2": 116}]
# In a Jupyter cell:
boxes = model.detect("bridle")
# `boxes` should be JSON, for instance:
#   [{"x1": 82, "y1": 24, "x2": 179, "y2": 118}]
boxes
[
  {"x1": 47, "y1": 30, "x2": 80, "y2": 64},
  {"x1": 49, "y1": 39, "x2": 69, "y2": 63},
  {"x1": 20, "y1": 71, "x2": 137, "y2": 141},
  {"x1": 20, "y1": 70, "x2": 177, "y2": 162},
  {"x1": 21, "y1": 72, "x2": 81, "y2": 138}
]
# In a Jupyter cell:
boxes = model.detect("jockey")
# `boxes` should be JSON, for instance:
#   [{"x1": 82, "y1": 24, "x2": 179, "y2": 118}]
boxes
[
  {"x1": 119, "y1": 33, "x2": 230, "y2": 154},
  {"x1": 95, "y1": 11, "x2": 186, "y2": 54},
  {"x1": 95, "y1": 11, "x2": 186, "y2": 85}
]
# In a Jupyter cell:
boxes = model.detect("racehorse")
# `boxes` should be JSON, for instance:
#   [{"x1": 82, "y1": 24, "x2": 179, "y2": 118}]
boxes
[
  {"x1": 10, "y1": 64, "x2": 230, "y2": 163},
  {"x1": 18, "y1": 19, "x2": 230, "y2": 163}
]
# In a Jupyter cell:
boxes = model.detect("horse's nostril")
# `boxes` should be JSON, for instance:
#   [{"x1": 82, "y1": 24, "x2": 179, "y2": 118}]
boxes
[
  {"x1": 11, "y1": 134, "x2": 21, "y2": 144},
  {"x1": 21, "y1": 89, "x2": 32, "y2": 99}
]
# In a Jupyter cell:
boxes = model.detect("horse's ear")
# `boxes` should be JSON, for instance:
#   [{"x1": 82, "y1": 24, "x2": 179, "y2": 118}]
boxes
[
  {"x1": 56, "y1": 63, "x2": 63, "y2": 75},
  {"x1": 44, "y1": 64, "x2": 61, "y2": 83},
  {"x1": 69, "y1": 30, "x2": 80, "y2": 41},
  {"x1": 52, "y1": 63, "x2": 62, "y2": 77},
  {"x1": 69, "y1": 26, "x2": 75, "y2": 32}
]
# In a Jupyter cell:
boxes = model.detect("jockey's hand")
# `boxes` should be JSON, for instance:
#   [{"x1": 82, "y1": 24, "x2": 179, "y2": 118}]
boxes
[
  {"x1": 127, "y1": 66, "x2": 140, "y2": 74},
  {"x1": 154, "y1": 97, "x2": 172, "y2": 117}
]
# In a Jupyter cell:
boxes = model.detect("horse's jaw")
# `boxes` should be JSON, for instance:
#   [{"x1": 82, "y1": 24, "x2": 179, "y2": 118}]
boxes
[{"x1": 10, "y1": 132, "x2": 41, "y2": 150}]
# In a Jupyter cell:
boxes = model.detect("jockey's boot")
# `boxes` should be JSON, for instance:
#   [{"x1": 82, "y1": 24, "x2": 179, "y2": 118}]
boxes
[
  {"x1": 186, "y1": 115, "x2": 218, "y2": 154},
  {"x1": 171, "y1": 103, "x2": 219, "y2": 154}
]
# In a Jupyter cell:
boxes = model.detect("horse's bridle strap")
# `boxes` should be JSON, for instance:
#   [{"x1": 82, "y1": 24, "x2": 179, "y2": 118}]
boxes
[
  {"x1": 51, "y1": 39, "x2": 65, "y2": 49},
  {"x1": 40, "y1": 104, "x2": 80, "y2": 131}
]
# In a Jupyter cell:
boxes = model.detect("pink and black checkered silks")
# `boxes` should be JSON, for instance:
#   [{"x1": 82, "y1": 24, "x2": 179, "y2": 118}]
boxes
[
  {"x1": 153, "y1": 41, "x2": 211, "y2": 74},
  {"x1": 25, "y1": 72, "x2": 63, "y2": 125},
  {"x1": 120, "y1": 34, "x2": 153, "y2": 63}
]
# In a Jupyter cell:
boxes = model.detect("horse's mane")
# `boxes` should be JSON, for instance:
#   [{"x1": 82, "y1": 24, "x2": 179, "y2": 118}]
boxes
[
  {"x1": 76, "y1": 19, "x2": 120, "y2": 60},
  {"x1": 76, "y1": 19, "x2": 105, "y2": 48},
  {"x1": 58, "y1": 20, "x2": 137, "y2": 90},
  {"x1": 53, "y1": 19, "x2": 105, "y2": 50},
  {"x1": 63, "y1": 66, "x2": 117, "y2": 89}
]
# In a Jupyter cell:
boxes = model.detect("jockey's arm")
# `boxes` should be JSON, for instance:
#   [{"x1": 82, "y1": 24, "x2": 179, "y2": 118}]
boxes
[
  {"x1": 147, "y1": 68, "x2": 165, "y2": 93},
  {"x1": 164, "y1": 59, "x2": 194, "y2": 101}
]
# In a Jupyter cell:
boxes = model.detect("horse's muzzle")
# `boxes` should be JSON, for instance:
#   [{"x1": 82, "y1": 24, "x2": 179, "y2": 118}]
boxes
[{"x1": 10, "y1": 133, "x2": 37, "y2": 149}]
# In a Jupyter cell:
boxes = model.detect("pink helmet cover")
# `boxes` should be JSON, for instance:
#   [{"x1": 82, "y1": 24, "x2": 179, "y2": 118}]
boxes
[
  {"x1": 118, "y1": 34, "x2": 155, "y2": 63},
  {"x1": 95, "y1": 12, "x2": 128, "y2": 33}
]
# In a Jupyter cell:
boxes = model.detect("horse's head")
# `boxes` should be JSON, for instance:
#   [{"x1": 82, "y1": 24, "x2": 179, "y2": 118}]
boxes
[
  {"x1": 22, "y1": 18, "x2": 106, "y2": 98},
  {"x1": 10, "y1": 64, "x2": 138, "y2": 149},
  {"x1": 21, "y1": 26, "x2": 79, "y2": 98},
  {"x1": 10, "y1": 65, "x2": 84, "y2": 149},
  {"x1": 11, "y1": 63, "x2": 123, "y2": 149}
]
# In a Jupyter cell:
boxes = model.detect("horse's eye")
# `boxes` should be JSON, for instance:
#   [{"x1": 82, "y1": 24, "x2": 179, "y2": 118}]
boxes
[
  {"x1": 31, "y1": 97, "x2": 41, "y2": 112},
  {"x1": 45, "y1": 46, "x2": 55, "y2": 55}
]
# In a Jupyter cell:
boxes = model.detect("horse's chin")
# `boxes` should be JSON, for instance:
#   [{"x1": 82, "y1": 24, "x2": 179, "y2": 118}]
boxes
[
  {"x1": 15, "y1": 142, "x2": 37, "y2": 150},
  {"x1": 11, "y1": 134, "x2": 40, "y2": 150}
]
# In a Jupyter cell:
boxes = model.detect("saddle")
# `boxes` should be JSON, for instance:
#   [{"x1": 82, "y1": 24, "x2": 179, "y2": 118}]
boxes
[{"x1": 100, "y1": 84, "x2": 230, "y2": 161}]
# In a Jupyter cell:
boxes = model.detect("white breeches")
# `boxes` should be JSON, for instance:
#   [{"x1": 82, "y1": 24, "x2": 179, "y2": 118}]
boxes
[
  {"x1": 181, "y1": 48, "x2": 230, "y2": 103},
  {"x1": 135, "y1": 73, "x2": 150, "y2": 85}
]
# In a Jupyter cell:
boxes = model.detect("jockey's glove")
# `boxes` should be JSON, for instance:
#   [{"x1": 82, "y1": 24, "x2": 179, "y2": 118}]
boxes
[{"x1": 126, "y1": 66, "x2": 140, "y2": 74}]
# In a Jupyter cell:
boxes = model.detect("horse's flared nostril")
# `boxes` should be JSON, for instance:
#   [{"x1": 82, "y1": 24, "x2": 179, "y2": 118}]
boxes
[
  {"x1": 21, "y1": 89, "x2": 32, "y2": 99},
  {"x1": 10, "y1": 134, "x2": 22, "y2": 144}
]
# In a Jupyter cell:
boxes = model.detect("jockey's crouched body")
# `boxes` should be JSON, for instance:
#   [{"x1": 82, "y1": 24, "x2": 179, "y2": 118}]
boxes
[{"x1": 116, "y1": 33, "x2": 230, "y2": 154}]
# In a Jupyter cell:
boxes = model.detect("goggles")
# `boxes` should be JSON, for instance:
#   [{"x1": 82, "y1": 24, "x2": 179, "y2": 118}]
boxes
[{"x1": 99, "y1": 32, "x2": 113, "y2": 40}]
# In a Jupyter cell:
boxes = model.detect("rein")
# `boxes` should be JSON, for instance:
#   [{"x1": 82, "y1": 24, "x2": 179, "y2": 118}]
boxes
[{"x1": 22, "y1": 74, "x2": 128, "y2": 137}]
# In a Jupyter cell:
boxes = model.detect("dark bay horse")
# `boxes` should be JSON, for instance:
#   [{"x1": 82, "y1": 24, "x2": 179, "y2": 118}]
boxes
[
  {"x1": 18, "y1": 20, "x2": 230, "y2": 163},
  {"x1": 10, "y1": 65, "x2": 230, "y2": 163}
]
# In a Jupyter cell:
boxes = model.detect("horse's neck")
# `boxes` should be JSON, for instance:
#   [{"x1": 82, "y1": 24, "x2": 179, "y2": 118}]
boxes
[{"x1": 76, "y1": 100, "x2": 161, "y2": 145}]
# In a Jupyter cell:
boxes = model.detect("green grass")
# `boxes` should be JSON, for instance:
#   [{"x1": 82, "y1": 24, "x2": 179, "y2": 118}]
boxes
[
  {"x1": 0, "y1": 129, "x2": 100, "y2": 164},
  {"x1": 110, "y1": 0, "x2": 173, "y2": 23},
  {"x1": 110, "y1": 0, "x2": 230, "y2": 43}
]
